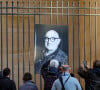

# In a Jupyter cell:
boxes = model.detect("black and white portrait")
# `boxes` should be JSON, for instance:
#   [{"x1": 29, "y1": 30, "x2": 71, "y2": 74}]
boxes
[{"x1": 34, "y1": 24, "x2": 69, "y2": 74}]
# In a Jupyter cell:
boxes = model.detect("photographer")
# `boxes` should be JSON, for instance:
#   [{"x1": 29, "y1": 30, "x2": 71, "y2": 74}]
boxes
[
  {"x1": 41, "y1": 59, "x2": 61, "y2": 90},
  {"x1": 78, "y1": 60, "x2": 100, "y2": 90}
]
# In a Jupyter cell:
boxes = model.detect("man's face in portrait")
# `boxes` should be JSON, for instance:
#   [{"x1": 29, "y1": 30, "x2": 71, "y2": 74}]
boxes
[{"x1": 44, "y1": 30, "x2": 61, "y2": 51}]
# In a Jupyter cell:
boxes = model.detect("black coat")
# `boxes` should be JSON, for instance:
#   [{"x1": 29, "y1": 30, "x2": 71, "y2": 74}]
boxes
[
  {"x1": 0, "y1": 76, "x2": 16, "y2": 90},
  {"x1": 35, "y1": 49, "x2": 68, "y2": 74},
  {"x1": 41, "y1": 60, "x2": 61, "y2": 90},
  {"x1": 78, "y1": 67, "x2": 100, "y2": 90}
]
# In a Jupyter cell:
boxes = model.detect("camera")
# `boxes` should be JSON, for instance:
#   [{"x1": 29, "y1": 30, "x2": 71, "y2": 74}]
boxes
[{"x1": 84, "y1": 60, "x2": 87, "y2": 68}]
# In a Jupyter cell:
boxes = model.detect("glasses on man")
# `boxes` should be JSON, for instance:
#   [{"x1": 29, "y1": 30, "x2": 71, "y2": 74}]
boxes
[{"x1": 45, "y1": 37, "x2": 60, "y2": 42}]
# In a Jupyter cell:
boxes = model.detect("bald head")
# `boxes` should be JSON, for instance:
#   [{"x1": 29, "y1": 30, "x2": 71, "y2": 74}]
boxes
[
  {"x1": 62, "y1": 65, "x2": 71, "y2": 72},
  {"x1": 45, "y1": 30, "x2": 60, "y2": 38}
]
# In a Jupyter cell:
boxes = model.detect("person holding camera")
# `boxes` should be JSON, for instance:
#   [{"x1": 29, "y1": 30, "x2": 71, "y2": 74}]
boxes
[
  {"x1": 41, "y1": 59, "x2": 61, "y2": 90},
  {"x1": 78, "y1": 60, "x2": 100, "y2": 90}
]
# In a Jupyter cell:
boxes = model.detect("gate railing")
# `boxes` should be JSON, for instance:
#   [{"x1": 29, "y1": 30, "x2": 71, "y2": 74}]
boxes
[{"x1": 0, "y1": 1, "x2": 100, "y2": 90}]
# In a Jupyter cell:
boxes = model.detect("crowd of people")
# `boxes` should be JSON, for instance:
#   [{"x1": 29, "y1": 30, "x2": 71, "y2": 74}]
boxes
[
  {"x1": 0, "y1": 59, "x2": 100, "y2": 90},
  {"x1": 0, "y1": 68, "x2": 38, "y2": 90}
]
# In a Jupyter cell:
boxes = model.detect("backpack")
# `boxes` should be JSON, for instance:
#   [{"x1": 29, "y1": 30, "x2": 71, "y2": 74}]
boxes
[{"x1": 59, "y1": 76, "x2": 70, "y2": 90}]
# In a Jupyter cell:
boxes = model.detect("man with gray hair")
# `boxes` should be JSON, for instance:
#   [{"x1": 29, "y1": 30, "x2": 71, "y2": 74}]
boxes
[
  {"x1": 52, "y1": 65, "x2": 82, "y2": 90},
  {"x1": 41, "y1": 59, "x2": 61, "y2": 90},
  {"x1": 49, "y1": 59, "x2": 59, "y2": 68}
]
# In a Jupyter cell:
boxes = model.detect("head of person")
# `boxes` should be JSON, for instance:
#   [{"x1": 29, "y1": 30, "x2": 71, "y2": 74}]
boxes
[
  {"x1": 44, "y1": 30, "x2": 61, "y2": 52},
  {"x1": 49, "y1": 59, "x2": 59, "y2": 68},
  {"x1": 23, "y1": 72, "x2": 32, "y2": 82},
  {"x1": 93, "y1": 60, "x2": 100, "y2": 68},
  {"x1": 3, "y1": 68, "x2": 10, "y2": 77},
  {"x1": 61, "y1": 65, "x2": 71, "y2": 73}
]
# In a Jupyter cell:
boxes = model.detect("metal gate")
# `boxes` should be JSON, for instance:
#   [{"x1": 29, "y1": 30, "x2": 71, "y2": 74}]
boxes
[{"x1": 0, "y1": 1, "x2": 100, "y2": 90}]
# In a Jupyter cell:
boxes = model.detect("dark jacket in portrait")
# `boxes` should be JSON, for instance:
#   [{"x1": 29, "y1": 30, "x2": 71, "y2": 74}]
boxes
[
  {"x1": 41, "y1": 60, "x2": 61, "y2": 90},
  {"x1": 35, "y1": 49, "x2": 68, "y2": 74},
  {"x1": 78, "y1": 67, "x2": 100, "y2": 90},
  {"x1": 0, "y1": 76, "x2": 16, "y2": 90},
  {"x1": 19, "y1": 81, "x2": 38, "y2": 90}
]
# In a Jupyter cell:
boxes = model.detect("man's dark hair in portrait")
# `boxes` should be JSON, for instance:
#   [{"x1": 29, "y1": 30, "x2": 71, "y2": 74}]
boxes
[
  {"x1": 78, "y1": 60, "x2": 100, "y2": 90},
  {"x1": 0, "y1": 67, "x2": 16, "y2": 90},
  {"x1": 35, "y1": 30, "x2": 68, "y2": 73}
]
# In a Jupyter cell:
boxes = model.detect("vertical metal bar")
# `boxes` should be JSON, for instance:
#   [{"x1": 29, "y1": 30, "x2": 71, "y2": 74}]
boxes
[
  {"x1": 67, "y1": 1, "x2": 69, "y2": 64},
  {"x1": 6, "y1": 1, "x2": 8, "y2": 68},
  {"x1": 62, "y1": 0, "x2": 63, "y2": 24},
  {"x1": 56, "y1": 0, "x2": 58, "y2": 25},
  {"x1": 12, "y1": 1, "x2": 14, "y2": 80},
  {"x1": 0, "y1": 1, "x2": 3, "y2": 70},
  {"x1": 95, "y1": 2, "x2": 97, "y2": 60},
  {"x1": 78, "y1": 1, "x2": 81, "y2": 82},
  {"x1": 67, "y1": 1, "x2": 69, "y2": 25},
  {"x1": 84, "y1": 1, "x2": 86, "y2": 61},
  {"x1": 34, "y1": 0, "x2": 36, "y2": 84},
  {"x1": 72, "y1": 1, "x2": 75, "y2": 75},
  {"x1": 39, "y1": 1, "x2": 42, "y2": 90},
  {"x1": 23, "y1": 1, "x2": 25, "y2": 75},
  {"x1": 17, "y1": 1, "x2": 19, "y2": 89},
  {"x1": 28, "y1": 0, "x2": 30, "y2": 73},
  {"x1": 45, "y1": 0, "x2": 47, "y2": 24},
  {"x1": 51, "y1": 0, "x2": 52, "y2": 24},
  {"x1": 89, "y1": 2, "x2": 92, "y2": 67}
]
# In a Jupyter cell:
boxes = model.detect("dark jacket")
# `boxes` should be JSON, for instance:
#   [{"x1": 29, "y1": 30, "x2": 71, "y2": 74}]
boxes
[
  {"x1": 0, "y1": 76, "x2": 16, "y2": 90},
  {"x1": 41, "y1": 60, "x2": 61, "y2": 90},
  {"x1": 78, "y1": 67, "x2": 100, "y2": 90},
  {"x1": 35, "y1": 49, "x2": 68, "y2": 74},
  {"x1": 19, "y1": 81, "x2": 38, "y2": 90}
]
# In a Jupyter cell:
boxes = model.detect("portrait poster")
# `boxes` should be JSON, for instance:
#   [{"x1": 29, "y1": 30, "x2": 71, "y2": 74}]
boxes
[{"x1": 34, "y1": 24, "x2": 69, "y2": 74}]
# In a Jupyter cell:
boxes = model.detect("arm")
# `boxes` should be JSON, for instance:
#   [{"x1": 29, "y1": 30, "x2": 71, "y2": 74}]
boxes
[
  {"x1": 78, "y1": 66, "x2": 88, "y2": 79},
  {"x1": 40, "y1": 60, "x2": 50, "y2": 78}
]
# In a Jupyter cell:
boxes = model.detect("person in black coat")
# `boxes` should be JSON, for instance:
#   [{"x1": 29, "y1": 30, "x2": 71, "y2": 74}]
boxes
[
  {"x1": 0, "y1": 68, "x2": 16, "y2": 90},
  {"x1": 78, "y1": 60, "x2": 100, "y2": 90},
  {"x1": 41, "y1": 59, "x2": 61, "y2": 90}
]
